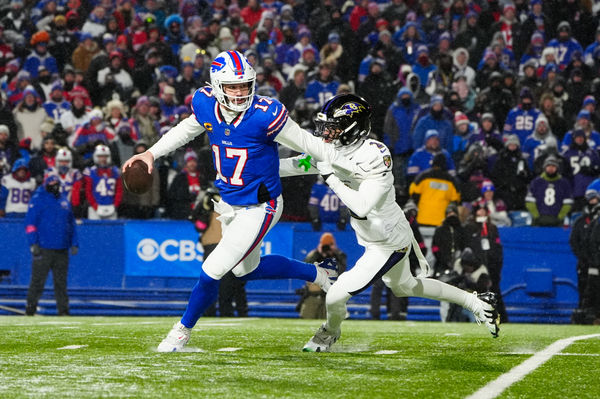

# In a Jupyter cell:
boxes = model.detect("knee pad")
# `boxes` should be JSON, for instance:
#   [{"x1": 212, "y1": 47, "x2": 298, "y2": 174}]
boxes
[{"x1": 387, "y1": 275, "x2": 419, "y2": 297}]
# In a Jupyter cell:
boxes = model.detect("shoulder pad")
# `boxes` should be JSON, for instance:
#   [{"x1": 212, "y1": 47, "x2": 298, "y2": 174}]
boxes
[{"x1": 357, "y1": 139, "x2": 393, "y2": 173}]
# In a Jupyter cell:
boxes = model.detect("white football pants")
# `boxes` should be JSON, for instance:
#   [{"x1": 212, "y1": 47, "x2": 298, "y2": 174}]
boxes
[
  {"x1": 201, "y1": 195, "x2": 283, "y2": 280},
  {"x1": 325, "y1": 242, "x2": 475, "y2": 333}
]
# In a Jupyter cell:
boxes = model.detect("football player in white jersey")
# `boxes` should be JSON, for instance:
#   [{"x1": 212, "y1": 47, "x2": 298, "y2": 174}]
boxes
[
  {"x1": 123, "y1": 50, "x2": 380, "y2": 352},
  {"x1": 279, "y1": 94, "x2": 500, "y2": 352}
]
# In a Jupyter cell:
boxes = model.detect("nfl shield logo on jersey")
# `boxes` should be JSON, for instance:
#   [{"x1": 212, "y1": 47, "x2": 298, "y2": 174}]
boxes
[{"x1": 224, "y1": 128, "x2": 230, "y2": 136}]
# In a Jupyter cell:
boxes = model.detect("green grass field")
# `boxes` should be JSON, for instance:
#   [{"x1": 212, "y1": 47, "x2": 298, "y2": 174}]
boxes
[{"x1": 0, "y1": 317, "x2": 599, "y2": 399}]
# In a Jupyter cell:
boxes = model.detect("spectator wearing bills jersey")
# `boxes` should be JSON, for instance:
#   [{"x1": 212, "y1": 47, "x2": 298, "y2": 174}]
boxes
[
  {"x1": 307, "y1": 177, "x2": 348, "y2": 231},
  {"x1": 75, "y1": 144, "x2": 122, "y2": 220}
]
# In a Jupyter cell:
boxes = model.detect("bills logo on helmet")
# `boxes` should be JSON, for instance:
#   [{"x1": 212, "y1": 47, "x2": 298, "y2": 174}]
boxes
[
  {"x1": 211, "y1": 57, "x2": 226, "y2": 73},
  {"x1": 334, "y1": 102, "x2": 366, "y2": 118}
]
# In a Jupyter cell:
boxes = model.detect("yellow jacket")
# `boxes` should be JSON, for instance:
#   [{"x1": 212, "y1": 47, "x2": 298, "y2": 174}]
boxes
[{"x1": 409, "y1": 169, "x2": 460, "y2": 226}]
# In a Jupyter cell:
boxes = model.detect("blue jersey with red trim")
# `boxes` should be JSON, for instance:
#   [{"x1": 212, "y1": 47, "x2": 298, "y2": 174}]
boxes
[
  {"x1": 191, "y1": 86, "x2": 288, "y2": 205},
  {"x1": 83, "y1": 165, "x2": 120, "y2": 206},
  {"x1": 309, "y1": 181, "x2": 346, "y2": 223}
]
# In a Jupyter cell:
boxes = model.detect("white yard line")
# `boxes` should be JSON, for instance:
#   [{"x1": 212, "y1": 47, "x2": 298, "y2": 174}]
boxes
[{"x1": 467, "y1": 334, "x2": 600, "y2": 399}]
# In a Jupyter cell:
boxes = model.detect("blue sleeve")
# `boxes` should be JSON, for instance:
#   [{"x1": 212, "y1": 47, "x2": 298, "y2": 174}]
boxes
[
  {"x1": 263, "y1": 98, "x2": 289, "y2": 139},
  {"x1": 503, "y1": 110, "x2": 515, "y2": 135},
  {"x1": 0, "y1": 185, "x2": 7, "y2": 210},
  {"x1": 561, "y1": 133, "x2": 572, "y2": 152},
  {"x1": 46, "y1": 57, "x2": 58, "y2": 75},
  {"x1": 304, "y1": 81, "x2": 319, "y2": 103},
  {"x1": 24, "y1": 196, "x2": 40, "y2": 245},
  {"x1": 412, "y1": 118, "x2": 427, "y2": 150},
  {"x1": 23, "y1": 57, "x2": 39, "y2": 77}
]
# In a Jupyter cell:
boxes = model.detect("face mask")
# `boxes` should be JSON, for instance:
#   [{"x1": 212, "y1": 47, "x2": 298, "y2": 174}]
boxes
[
  {"x1": 431, "y1": 109, "x2": 443, "y2": 119},
  {"x1": 58, "y1": 165, "x2": 69, "y2": 175},
  {"x1": 521, "y1": 102, "x2": 532, "y2": 111},
  {"x1": 39, "y1": 75, "x2": 52, "y2": 84},
  {"x1": 476, "y1": 216, "x2": 487, "y2": 223},
  {"x1": 400, "y1": 97, "x2": 411, "y2": 107},
  {"x1": 46, "y1": 183, "x2": 60, "y2": 197},
  {"x1": 446, "y1": 215, "x2": 460, "y2": 227}
]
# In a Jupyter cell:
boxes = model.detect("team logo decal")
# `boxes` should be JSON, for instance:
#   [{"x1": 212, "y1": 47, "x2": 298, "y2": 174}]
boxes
[
  {"x1": 203, "y1": 122, "x2": 213, "y2": 131},
  {"x1": 211, "y1": 57, "x2": 226, "y2": 73},
  {"x1": 333, "y1": 102, "x2": 366, "y2": 118},
  {"x1": 265, "y1": 203, "x2": 276, "y2": 215},
  {"x1": 383, "y1": 155, "x2": 392, "y2": 168},
  {"x1": 224, "y1": 128, "x2": 230, "y2": 136}
]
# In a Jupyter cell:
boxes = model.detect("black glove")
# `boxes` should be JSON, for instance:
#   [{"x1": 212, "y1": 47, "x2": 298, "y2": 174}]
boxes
[{"x1": 30, "y1": 244, "x2": 41, "y2": 257}]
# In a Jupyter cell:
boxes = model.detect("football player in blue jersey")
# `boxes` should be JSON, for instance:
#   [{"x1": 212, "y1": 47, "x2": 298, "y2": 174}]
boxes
[
  {"x1": 123, "y1": 50, "x2": 381, "y2": 352},
  {"x1": 279, "y1": 94, "x2": 500, "y2": 352}
]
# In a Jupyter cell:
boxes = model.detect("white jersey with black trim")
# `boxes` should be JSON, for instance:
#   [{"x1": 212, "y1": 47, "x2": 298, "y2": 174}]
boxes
[{"x1": 280, "y1": 138, "x2": 413, "y2": 250}]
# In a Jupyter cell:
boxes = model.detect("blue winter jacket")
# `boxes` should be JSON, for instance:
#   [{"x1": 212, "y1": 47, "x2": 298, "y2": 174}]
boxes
[{"x1": 25, "y1": 187, "x2": 78, "y2": 250}]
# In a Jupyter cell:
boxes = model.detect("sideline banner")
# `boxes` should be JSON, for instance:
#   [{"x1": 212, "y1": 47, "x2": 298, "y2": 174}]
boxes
[{"x1": 123, "y1": 220, "x2": 293, "y2": 277}]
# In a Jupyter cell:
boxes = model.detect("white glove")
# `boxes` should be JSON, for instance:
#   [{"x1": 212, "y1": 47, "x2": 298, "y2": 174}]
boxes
[
  {"x1": 213, "y1": 198, "x2": 235, "y2": 226},
  {"x1": 96, "y1": 205, "x2": 116, "y2": 217}
]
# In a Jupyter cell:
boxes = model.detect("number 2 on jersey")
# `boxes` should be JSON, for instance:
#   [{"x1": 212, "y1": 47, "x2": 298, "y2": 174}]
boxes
[{"x1": 212, "y1": 145, "x2": 248, "y2": 186}]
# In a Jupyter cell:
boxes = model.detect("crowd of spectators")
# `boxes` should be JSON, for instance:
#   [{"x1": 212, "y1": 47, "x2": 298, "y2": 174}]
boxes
[{"x1": 1, "y1": 0, "x2": 600, "y2": 228}]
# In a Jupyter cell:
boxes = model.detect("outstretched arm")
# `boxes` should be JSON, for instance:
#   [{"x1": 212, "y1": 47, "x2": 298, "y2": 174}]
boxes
[
  {"x1": 122, "y1": 116, "x2": 205, "y2": 173},
  {"x1": 279, "y1": 154, "x2": 320, "y2": 177},
  {"x1": 275, "y1": 118, "x2": 383, "y2": 177}
]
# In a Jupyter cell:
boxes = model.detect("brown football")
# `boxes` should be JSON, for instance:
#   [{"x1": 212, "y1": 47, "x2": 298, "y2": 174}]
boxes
[{"x1": 122, "y1": 160, "x2": 152, "y2": 194}]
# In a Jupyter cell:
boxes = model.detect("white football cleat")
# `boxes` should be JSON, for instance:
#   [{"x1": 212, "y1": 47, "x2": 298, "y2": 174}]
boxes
[
  {"x1": 303, "y1": 323, "x2": 340, "y2": 352},
  {"x1": 157, "y1": 321, "x2": 191, "y2": 352},
  {"x1": 471, "y1": 292, "x2": 500, "y2": 338},
  {"x1": 314, "y1": 258, "x2": 338, "y2": 292}
]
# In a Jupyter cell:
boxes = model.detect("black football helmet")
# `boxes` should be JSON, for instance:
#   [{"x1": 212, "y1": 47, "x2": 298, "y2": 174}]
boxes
[{"x1": 313, "y1": 94, "x2": 372, "y2": 146}]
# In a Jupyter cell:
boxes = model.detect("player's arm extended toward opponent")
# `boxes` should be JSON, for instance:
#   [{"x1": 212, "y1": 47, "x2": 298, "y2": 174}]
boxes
[
  {"x1": 275, "y1": 118, "x2": 383, "y2": 177},
  {"x1": 122, "y1": 116, "x2": 205, "y2": 173}
]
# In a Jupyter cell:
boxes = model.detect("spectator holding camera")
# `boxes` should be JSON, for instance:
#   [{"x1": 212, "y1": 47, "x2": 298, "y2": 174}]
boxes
[
  {"x1": 463, "y1": 201, "x2": 507, "y2": 322},
  {"x1": 438, "y1": 247, "x2": 492, "y2": 322},
  {"x1": 297, "y1": 233, "x2": 347, "y2": 319},
  {"x1": 432, "y1": 203, "x2": 466, "y2": 274}
]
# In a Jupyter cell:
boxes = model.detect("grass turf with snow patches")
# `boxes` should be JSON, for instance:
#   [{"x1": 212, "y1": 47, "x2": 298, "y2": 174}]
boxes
[{"x1": 0, "y1": 317, "x2": 598, "y2": 398}]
